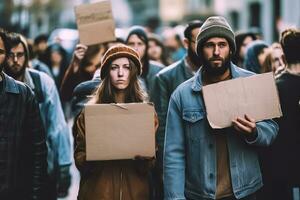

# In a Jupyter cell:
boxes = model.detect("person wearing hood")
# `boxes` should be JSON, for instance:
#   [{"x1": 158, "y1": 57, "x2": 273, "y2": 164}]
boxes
[
  {"x1": 232, "y1": 31, "x2": 257, "y2": 68},
  {"x1": 126, "y1": 26, "x2": 164, "y2": 100},
  {"x1": 243, "y1": 40, "x2": 269, "y2": 74}
]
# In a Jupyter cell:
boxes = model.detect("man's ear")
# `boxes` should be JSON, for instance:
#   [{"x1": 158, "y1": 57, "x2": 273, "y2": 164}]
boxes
[{"x1": 183, "y1": 38, "x2": 189, "y2": 49}]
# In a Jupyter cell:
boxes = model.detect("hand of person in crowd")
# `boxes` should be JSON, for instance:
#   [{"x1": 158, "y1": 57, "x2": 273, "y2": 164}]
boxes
[
  {"x1": 232, "y1": 114, "x2": 258, "y2": 141},
  {"x1": 72, "y1": 44, "x2": 88, "y2": 73}
]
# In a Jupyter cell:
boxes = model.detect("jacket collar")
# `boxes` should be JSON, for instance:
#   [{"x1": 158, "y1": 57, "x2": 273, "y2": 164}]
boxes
[
  {"x1": 191, "y1": 62, "x2": 240, "y2": 92},
  {"x1": 2, "y1": 72, "x2": 20, "y2": 94},
  {"x1": 24, "y1": 69, "x2": 35, "y2": 90},
  {"x1": 181, "y1": 56, "x2": 195, "y2": 79}
]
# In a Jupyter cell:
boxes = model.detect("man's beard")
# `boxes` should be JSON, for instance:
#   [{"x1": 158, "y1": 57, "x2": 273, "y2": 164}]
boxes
[
  {"x1": 202, "y1": 54, "x2": 231, "y2": 76},
  {"x1": 4, "y1": 64, "x2": 26, "y2": 80},
  {"x1": 188, "y1": 45, "x2": 202, "y2": 67}
]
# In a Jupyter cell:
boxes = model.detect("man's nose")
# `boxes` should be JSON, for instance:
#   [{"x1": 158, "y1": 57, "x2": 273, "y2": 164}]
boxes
[
  {"x1": 213, "y1": 46, "x2": 220, "y2": 56},
  {"x1": 13, "y1": 55, "x2": 18, "y2": 62}
]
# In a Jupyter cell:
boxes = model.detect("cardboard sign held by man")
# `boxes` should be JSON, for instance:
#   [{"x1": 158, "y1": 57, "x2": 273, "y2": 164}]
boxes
[
  {"x1": 75, "y1": 0, "x2": 116, "y2": 46},
  {"x1": 202, "y1": 72, "x2": 282, "y2": 129}
]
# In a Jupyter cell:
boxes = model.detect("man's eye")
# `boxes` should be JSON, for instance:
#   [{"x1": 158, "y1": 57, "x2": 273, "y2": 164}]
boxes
[{"x1": 205, "y1": 43, "x2": 214, "y2": 48}]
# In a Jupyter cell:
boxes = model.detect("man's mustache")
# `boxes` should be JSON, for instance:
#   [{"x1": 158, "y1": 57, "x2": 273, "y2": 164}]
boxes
[{"x1": 209, "y1": 57, "x2": 223, "y2": 61}]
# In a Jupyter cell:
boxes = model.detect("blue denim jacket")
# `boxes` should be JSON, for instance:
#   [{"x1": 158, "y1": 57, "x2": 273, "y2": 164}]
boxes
[
  {"x1": 163, "y1": 63, "x2": 278, "y2": 200},
  {"x1": 24, "y1": 69, "x2": 72, "y2": 175}
]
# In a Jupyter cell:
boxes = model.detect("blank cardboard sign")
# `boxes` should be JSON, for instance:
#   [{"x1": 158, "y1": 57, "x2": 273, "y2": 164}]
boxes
[
  {"x1": 75, "y1": 0, "x2": 116, "y2": 46},
  {"x1": 84, "y1": 103, "x2": 155, "y2": 161},
  {"x1": 202, "y1": 72, "x2": 282, "y2": 129}
]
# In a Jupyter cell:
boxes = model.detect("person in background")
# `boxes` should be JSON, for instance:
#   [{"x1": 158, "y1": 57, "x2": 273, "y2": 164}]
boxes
[
  {"x1": 243, "y1": 40, "x2": 269, "y2": 74},
  {"x1": 42, "y1": 43, "x2": 69, "y2": 89},
  {"x1": 4, "y1": 32, "x2": 72, "y2": 200},
  {"x1": 60, "y1": 43, "x2": 105, "y2": 103},
  {"x1": 259, "y1": 28, "x2": 300, "y2": 200},
  {"x1": 26, "y1": 38, "x2": 53, "y2": 78},
  {"x1": 162, "y1": 27, "x2": 186, "y2": 62},
  {"x1": 163, "y1": 16, "x2": 278, "y2": 200},
  {"x1": 0, "y1": 28, "x2": 47, "y2": 200},
  {"x1": 126, "y1": 26, "x2": 163, "y2": 99},
  {"x1": 70, "y1": 39, "x2": 125, "y2": 118},
  {"x1": 261, "y1": 42, "x2": 285, "y2": 76},
  {"x1": 74, "y1": 44, "x2": 158, "y2": 200},
  {"x1": 232, "y1": 31, "x2": 257, "y2": 68},
  {"x1": 151, "y1": 20, "x2": 203, "y2": 200},
  {"x1": 33, "y1": 34, "x2": 49, "y2": 62},
  {"x1": 148, "y1": 34, "x2": 170, "y2": 66}
]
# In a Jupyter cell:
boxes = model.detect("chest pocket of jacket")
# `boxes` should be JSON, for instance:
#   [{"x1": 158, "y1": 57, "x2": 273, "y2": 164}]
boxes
[{"x1": 183, "y1": 109, "x2": 206, "y2": 142}]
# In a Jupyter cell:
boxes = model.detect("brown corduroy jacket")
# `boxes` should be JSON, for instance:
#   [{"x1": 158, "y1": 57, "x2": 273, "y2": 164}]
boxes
[{"x1": 74, "y1": 111, "x2": 158, "y2": 200}]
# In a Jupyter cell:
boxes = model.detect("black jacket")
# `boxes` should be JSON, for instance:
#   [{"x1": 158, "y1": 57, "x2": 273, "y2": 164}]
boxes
[{"x1": 0, "y1": 73, "x2": 47, "y2": 200}]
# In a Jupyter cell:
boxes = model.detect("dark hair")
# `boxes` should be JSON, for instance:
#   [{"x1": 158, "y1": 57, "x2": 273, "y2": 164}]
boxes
[
  {"x1": 0, "y1": 28, "x2": 10, "y2": 54},
  {"x1": 80, "y1": 44, "x2": 102, "y2": 69},
  {"x1": 232, "y1": 31, "x2": 257, "y2": 65},
  {"x1": 184, "y1": 20, "x2": 203, "y2": 41},
  {"x1": 126, "y1": 26, "x2": 149, "y2": 78},
  {"x1": 280, "y1": 28, "x2": 300, "y2": 64},
  {"x1": 148, "y1": 34, "x2": 170, "y2": 66},
  {"x1": 7, "y1": 32, "x2": 30, "y2": 68},
  {"x1": 34, "y1": 34, "x2": 48, "y2": 45},
  {"x1": 91, "y1": 58, "x2": 146, "y2": 104}
]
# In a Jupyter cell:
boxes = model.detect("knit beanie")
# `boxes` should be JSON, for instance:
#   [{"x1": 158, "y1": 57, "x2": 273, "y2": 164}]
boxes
[
  {"x1": 100, "y1": 44, "x2": 142, "y2": 80},
  {"x1": 196, "y1": 16, "x2": 236, "y2": 56}
]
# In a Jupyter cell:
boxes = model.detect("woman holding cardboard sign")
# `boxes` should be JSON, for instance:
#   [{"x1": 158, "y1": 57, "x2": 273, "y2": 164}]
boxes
[{"x1": 74, "y1": 44, "x2": 158, "y2": 200}]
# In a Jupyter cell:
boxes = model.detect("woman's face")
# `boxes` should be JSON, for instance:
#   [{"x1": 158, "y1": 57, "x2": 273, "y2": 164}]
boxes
[
  {"x1": 258, "y1": 47, "x2": 269, "y2": 67},
  {"x1": 148, "y1": 40, "x2": 162, "y2": 61},
  {"x1": 50, "y1": 51, "x2": 62, "y2": 66},
  {"x1": 127, "y1": 34, "x2": 146, "y2": 59},
  {"x1": 271, "y1": 48, "x2": 284, "y2": 72},
  {"x1": 239, "y1": 36, "x2": 254, "y2": 59},
  {"x1": 110, "y1": 57, "x2": 131, "y2": 90}
]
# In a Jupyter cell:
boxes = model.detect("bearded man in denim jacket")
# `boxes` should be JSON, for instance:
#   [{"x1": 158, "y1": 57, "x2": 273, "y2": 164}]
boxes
[{"x1": 163, "y1": 16, "x2": 278, "y2": 200}]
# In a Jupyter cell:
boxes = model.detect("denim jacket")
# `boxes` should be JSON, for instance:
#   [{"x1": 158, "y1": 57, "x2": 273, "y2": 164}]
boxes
[
  {"x1": 163, "y1": 63, "x2": 278, "y2": 200},
  {"x1": 24, "y1": 69, "x2": 72, "y2": 176}
]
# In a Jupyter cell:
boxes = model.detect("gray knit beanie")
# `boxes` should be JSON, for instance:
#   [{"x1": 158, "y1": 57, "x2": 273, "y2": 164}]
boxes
[{"x1": 196, "y1": 16, "x2": 236, "y2": 55}]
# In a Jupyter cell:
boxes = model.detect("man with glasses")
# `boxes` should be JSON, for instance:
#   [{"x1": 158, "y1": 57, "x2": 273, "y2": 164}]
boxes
[
  {"x1": 0, "y1": 28, "x2": 47, "y2": 199},
  {"x1": 4, "y1": 32, "x2": 72, "y2": 200}
]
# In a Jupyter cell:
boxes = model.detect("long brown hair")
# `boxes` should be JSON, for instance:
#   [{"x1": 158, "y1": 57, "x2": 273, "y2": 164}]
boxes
[{"x1": 89, "y1": 58, "x2": 146, "y2": 104}]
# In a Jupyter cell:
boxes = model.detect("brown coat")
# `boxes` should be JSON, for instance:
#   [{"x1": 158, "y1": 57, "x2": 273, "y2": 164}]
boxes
[{"x1": 74, "y1": 111, "x2": 157, "y2": 200}]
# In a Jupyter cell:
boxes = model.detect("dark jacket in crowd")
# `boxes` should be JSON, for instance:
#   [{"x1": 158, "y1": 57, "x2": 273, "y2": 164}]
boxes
[
  {"x1": 261, "y1": 72, "x2": 300, "y2": 182},
  {"x1": 71, "y1": 69, "x2": 101, "y2": 117},
  {"x1": 0, "y1": 73, "x2": 47, "y2": 200},
  {"x1": 151, "y1": 58, "x2": 194, "y2": 150}
]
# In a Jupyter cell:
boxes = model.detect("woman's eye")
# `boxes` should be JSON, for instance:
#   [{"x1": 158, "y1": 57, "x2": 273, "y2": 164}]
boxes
[{"x1": 111, "y1": 66, "x2": 118, "y2": 70}]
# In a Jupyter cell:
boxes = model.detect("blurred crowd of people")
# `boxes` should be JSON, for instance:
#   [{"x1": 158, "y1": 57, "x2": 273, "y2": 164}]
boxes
[{"x1": 0, "y1": 14, "x2": 299, "y2": 200}]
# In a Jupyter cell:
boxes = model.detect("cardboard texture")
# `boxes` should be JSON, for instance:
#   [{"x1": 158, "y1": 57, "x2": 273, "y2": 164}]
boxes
[
  {"x1": 84, "y1": 103, "x2": 155, "y2": 161},
  {"x1": 202, "y1": 72, "x2": 282, "y2": 129},
  {"x1": 75, "y1": 0, "x2": 116, "y2": 46}
]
